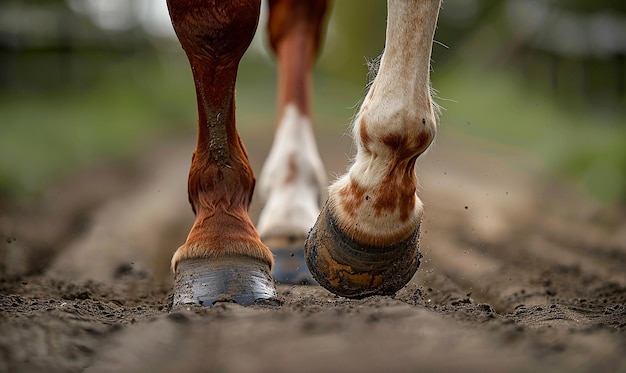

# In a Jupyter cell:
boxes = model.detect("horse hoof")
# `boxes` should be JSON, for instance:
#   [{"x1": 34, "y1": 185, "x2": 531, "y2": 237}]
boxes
[
  {"x1": 265, "y1": 236, "x2": 318, "y2": 285},
  {"x1": 172, "y1": 256, "x2": 279, "y2": 307},
  {"x1": 304, "y1": 203, "x2": 422, "y2": 298}
]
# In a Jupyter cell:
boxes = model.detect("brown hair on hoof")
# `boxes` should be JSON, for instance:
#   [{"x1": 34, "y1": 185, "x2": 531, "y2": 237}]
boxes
[
  {"x1": 304, "y1": 203, "x2": 422, "y2": 298},
  {"x1": 172, "y1": 256, "x2": 279, "y2": 308}
]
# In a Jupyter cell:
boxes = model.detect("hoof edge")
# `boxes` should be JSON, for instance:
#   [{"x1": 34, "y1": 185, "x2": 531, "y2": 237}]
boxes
[
  {"x1": 305, "y1": 204, "x2": 422, "y2": 298},
  {"x1": 173, "y1": 256, "x2": 279, "y2": 307}
]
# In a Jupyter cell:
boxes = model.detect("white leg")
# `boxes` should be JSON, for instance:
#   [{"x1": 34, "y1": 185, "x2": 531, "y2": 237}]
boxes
[
  {"x1": 306, "y1": 0, "x2": 441, "y2": 297},
  {"x1": 257, "y1": 104, "x2": 326, "y2": 241}
]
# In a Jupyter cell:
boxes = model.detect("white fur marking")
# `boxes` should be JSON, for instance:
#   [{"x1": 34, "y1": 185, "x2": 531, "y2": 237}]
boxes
[
  {"x1": 257, "y1": 104, "x2": 326, "y2": 239},
  {"x1": 328, "y1": 0, "x2": 441, "y2": 245}
]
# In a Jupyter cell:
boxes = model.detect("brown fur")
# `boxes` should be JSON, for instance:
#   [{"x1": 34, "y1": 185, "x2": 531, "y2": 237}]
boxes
[
  {"x1": 267, "y1": 0, "x2": 328, "y2": 118},
  {"x1": 284, "y1": 153, "x2": 299, "y2": 185},
  {"x1": 338, "y1": 179, "x2": 367, "y2": 220},
  {"x1": 359, "y1": 118, "x2": 371, "y2": 150},
  {"x1": 167, "y1": 0, "x2": 273, "y2": 270},
  {"x1": 371, "y1": 126, "x2": 433, "y2": 222}
]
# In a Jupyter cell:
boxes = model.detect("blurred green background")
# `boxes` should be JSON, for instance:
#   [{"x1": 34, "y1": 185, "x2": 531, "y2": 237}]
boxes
[{"x1": 1, "y1": 0, "x2": 625, "y2": 207}]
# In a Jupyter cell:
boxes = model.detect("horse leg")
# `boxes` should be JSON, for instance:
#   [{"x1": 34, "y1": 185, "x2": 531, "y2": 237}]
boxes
[
  {"x1": 167, "y1": 0, "x2": 277, "y2": 307},
  {"x1": 257, "y1": 0, "x2": 329, "y2": 284},
  {"x1": 305, "y1": 0, "x2": 441, "y2": 298}
]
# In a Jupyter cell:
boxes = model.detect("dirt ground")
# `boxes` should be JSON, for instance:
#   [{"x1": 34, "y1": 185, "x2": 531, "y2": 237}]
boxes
[{"x1": 1, "y1": 128, "x2": 625, "y2": 373}]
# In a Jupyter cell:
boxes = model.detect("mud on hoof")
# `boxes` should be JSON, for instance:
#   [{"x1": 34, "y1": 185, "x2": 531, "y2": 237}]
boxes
[
  {"x1": 304, "y1": 205, "x2": 422, "y2": 298},
  {"x1": 172, "y1": 257, "x2": 279, "y2": 307},
  {"x1": 265, "y1": 236, "x2": 318, "y2": 285}
]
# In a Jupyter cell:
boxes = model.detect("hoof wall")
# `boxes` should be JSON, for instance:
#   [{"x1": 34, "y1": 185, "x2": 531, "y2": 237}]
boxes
[
  {"x1": 305, "y1": 204, "x2": 422, "y2": 298},
  {"x1": 265, "y1": 236, "x2": 317, "y2": 285},
  {"x1": 272, "y1": 249, "x2": 318, "y2": 285},
  {"x1": 173, "y1": 257, "x2": 279, "y2": 307}
]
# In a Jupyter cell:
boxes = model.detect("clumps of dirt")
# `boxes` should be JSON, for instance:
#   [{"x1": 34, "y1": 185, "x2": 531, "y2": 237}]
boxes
[
  {"x1": 0, "y1": 275, "x2": 167, "y2": 373},
  {"x1": 0, "y1": 276, "x2": 167, "y2": 321}
]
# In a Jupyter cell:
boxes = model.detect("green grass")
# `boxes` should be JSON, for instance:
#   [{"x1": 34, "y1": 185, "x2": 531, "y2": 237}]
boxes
[
  {"x1": 0, "y1": 52, "x2": 196, "y2": 198},
  {"x1": 434, "y1": 65, "x2": 626, "y2": 204}
]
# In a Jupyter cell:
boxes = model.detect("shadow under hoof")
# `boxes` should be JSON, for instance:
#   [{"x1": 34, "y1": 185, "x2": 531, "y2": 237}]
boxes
[
  {"x1": 270, "y1": 243, "x2": 319, "y2": 286},
  {"x1": 305, "y1": 203, "x2": 422, "y2": 299},
  {"x1": 172, "y1": 257, "x2": 279, "y2": 307}
]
